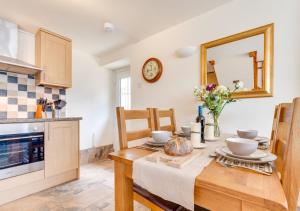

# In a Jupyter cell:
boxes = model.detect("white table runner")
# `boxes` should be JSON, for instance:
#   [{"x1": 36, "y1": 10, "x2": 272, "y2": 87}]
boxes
[{"x1": 133, "y1": 140, "x2": 225, "y2": 210}]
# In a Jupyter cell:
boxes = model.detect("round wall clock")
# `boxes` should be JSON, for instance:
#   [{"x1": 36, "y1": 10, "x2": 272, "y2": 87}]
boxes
[{"x1": 142, "y1": 58, "x2": 163, "y2": 83}]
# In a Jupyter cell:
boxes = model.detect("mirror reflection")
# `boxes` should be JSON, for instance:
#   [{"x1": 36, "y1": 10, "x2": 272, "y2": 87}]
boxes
[{"x1": 206, "y1": 34, "x2": 264, "y2": 91}]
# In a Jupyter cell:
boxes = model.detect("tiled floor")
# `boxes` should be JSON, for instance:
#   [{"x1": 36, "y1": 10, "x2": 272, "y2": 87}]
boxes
[{"x1": 0, "y1": 160, "x2": 148, "y2": 211}]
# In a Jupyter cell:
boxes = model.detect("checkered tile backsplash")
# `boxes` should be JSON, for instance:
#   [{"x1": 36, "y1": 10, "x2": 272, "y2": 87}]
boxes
[{"x1": 0, "y1": 71, "x2": 66, "y2": 119}]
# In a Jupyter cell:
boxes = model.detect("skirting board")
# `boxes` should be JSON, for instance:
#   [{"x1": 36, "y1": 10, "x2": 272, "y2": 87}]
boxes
[
  {"x1": 0, "y1": 169, "x2": 79, "y2": 206},
  {"x1": 80, "y1": 144, "x2": 114, "y2": 165}
]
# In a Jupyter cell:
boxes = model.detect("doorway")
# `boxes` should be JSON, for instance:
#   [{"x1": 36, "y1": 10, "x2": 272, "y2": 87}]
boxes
[{"x1": 115, "y1": 67, "x2": 131, "y2": 109}]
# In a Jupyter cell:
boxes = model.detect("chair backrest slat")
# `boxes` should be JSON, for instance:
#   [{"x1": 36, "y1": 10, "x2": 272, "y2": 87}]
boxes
[
  {"x1": 153, "y1": 108, "x2": 176, "y2": 134},
  {"x1": 270, "y1": 105, "x2": 279, "y2": 152},
  {"x1": 127, "y1": 129, "x2": 152, "y2": 141},
  {"x1": 281, "y1": 98, "x2": 300, "y2": 211},
  {"x1": 273, "y1": 103, "x2": 293, "y2": 176},
  {"x1": 272, "y1": 98, "x2": 300, "y2": 211},
  {"x1": 116, "y1": 107, "x2": 155, "y2": 149},
  {"x1": 158, "y1": 110, "x2": 173, "y2": 118},
  {"x1": 124, "y1": 110, "x2": 150, "y2": 120},
  {"x1": 160, "y1": 125, "x2": 173, "y2": 132}
]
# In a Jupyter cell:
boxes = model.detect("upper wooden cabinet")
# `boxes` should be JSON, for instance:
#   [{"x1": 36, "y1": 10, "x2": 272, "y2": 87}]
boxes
[{"x1": 35, "y1": 28, "x2": 72, "y2": 88}]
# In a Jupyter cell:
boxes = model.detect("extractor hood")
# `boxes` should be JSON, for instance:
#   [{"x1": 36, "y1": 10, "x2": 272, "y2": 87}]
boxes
[{"x1": 0, "y1": 19, "x2": 42, "y2": 75}]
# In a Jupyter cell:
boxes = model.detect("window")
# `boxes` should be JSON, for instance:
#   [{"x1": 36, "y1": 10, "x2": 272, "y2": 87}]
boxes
[
  {"x1": 120, "y1": 77, "x2": 131, "y2": 109},
  {"x1": 115, "y1": 69, "x2": 131, "y2": 109}
]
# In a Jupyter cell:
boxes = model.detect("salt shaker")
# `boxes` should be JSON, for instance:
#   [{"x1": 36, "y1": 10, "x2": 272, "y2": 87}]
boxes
[
  {"x1": 205, "y1": 123, "x2": 215, "y2": 140},
  {"x1": 190, "y1": 122, "x2": 201, "y2": 146}
]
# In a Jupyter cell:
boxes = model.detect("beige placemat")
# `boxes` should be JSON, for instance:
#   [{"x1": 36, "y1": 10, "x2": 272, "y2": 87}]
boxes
[{"x1": 216, "y1": 155, "x2": 273, "y2": 175}]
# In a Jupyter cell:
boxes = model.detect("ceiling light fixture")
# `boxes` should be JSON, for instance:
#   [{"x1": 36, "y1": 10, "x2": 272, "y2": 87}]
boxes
[{"x1": 104, "y1": 22, "x2": 114, "y2": 32}]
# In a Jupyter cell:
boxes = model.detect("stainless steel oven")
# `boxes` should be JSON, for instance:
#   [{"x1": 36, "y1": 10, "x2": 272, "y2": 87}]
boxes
[{"x1": 0, "y1": 123, "x2": 44, "y2": 180}]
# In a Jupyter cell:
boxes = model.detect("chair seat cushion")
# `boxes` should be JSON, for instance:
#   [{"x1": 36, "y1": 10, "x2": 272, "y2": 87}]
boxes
[{"x1": 133, "y1": 183, "x2": 189, "y2": 211}]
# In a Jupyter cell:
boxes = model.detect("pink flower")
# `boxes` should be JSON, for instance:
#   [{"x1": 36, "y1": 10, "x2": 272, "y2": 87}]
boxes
[{"x1": 206, "y1": 84, "x2": 217, "y2": 91}]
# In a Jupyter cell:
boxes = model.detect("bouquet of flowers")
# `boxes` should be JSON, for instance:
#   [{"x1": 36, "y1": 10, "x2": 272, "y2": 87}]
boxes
[{"x1": 193, "y1": 81, "x2": 243, "y2": 137}]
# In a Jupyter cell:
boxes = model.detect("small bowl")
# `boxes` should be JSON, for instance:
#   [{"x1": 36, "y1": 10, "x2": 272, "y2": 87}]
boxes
[
  {"x1": 226, "y1": 137, "x2": 258, "y2": 156},
  {"x1": 181, "y1": 126, "x2": 191, "y2": 136},
  {"x1": 237, "y1": 129, "x2": 258, "y2": 139},
  {"x1": 152, "y1": 131, "x2": 172, "y2": 143}
]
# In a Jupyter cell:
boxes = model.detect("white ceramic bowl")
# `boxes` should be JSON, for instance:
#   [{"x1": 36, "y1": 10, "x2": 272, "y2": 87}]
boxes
[
  {"x1": 152, "y1": 131, "x2": 172, "y2": 143},
  {"x1": 181, "y1": 126, "x2": 191, "y2": 136},
  {"x1": 237, "y1": 129, "x2": 258, "y2": 139},
  {"x1": 226, "y1": 137, "x2": 258, "y2": 156}
]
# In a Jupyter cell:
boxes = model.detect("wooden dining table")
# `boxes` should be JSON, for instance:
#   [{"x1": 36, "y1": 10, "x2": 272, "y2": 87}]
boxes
[{"x1": 108, "y1": 145, "x2": 288, "y2": 211}]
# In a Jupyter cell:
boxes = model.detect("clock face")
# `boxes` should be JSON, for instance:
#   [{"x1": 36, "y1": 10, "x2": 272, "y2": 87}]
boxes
[{"x1": 142, "y1": 58, "x2": 163, "y2": 83}]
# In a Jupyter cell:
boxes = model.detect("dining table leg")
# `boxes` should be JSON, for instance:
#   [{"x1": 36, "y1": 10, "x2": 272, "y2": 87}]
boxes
[{"x1": 114, "y1": 160, "x2": 134, "y2": 211}]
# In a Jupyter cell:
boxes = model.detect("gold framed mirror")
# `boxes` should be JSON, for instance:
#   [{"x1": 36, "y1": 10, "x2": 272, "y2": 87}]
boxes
[{"x1": 201, "y1": 24, "x2": 274, "y2": 98}]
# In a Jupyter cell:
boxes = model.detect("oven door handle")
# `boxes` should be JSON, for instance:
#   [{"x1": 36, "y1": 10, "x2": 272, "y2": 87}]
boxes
[{"x1": 0, "y1": 135, "x2": 44, "y2": 142}]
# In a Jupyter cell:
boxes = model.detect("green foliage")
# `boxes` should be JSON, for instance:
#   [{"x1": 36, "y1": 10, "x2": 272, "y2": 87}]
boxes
[{"x1": 194, "y1": 82, "x2": 241, "y2": 118}]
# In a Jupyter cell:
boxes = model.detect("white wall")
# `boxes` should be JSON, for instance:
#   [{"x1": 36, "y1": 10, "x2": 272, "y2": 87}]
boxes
[
  {"x1": 67, "y1": 49, "x2": 115, "y2": 150},
  {"x1": 102, "y1": 0, "x2": 300, "y2": 137}
]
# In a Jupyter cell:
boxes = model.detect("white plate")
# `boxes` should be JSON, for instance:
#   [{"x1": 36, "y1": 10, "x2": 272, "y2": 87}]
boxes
[
  {"x1": 254, "y1": 136, "x2": 269, "y2": 143},
  {"x1": 175, "y1": 131, "x2": 190, "y2": 137},
  {"x1": 193, "y1": 143, "x2": 207, "y2": 149},
  {"x1": 205, "y1": 137, "x2": 219, "y2": 142},
  {"x1": 221, "y1": 147, "x2": 268, "y2": 160},
  {"x1": 215, "y1": 147, "x2": 277, "y2": 164},
  {"x1": 145, "y1": 141, "x2": 166, "y2": 147},
  {"x1": 233, "y1": 135, "x2": 269, "y2": 143}
]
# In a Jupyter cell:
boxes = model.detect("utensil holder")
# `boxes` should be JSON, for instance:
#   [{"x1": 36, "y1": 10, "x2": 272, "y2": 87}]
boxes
[{"x1": 35, "y1": 105, "x2": 43, "y2": 119}]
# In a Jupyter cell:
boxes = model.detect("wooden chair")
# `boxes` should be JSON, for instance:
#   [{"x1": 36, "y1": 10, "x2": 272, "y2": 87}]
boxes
[
  {"x1": 272, "y1": 98, "x2": 300, "y2": 210},
  {"x1": 116, "y1": 107, "x2": 183, "y2": 211},
  {"x1": 270, "y1": 105, "x2": 279, "y2": 152},
  {"x1": 153, "y1": 108, "x2": 177, "y2": 134},
  {"x1": 271, "y1": 103, "x2": 293, "y2": 176},
  {"x1": 116, "y1": 107, "x2": 155, "y2": 149},
  {"x1": 282, "y1": 97, "x2": 300, "y2": 211}
]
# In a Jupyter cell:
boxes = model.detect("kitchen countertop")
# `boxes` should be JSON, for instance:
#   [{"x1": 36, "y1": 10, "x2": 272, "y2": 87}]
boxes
[{"x1": 0, "y1": 117, "x2": 82, "y2": 124}]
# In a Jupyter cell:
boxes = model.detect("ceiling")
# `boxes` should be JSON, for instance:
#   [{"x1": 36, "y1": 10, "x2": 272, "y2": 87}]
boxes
[{"x1": 0, "y1": 0, "x2": 231, "y2": 56}]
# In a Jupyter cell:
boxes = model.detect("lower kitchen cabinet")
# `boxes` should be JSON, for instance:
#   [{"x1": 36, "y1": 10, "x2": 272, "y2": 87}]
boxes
[
  {"x1": 45, "y1": 121, "x2": 79, "y2": 178},
  {"x1": 0, "y1": 120, "x2": 80, "y2": 206}
]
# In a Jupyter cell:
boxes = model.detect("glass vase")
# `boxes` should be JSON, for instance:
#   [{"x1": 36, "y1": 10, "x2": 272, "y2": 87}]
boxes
[{"x1": 213, "y1": 114, "x2": 221, "y2": 137}]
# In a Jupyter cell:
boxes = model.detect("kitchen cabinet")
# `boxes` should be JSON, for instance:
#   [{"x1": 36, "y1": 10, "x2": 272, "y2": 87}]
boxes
[
  {"x1": 45, "y1": 121, "x2": 79, "y2": 178},
  {"x1": 35, "y1": 28, "x2": 72, "y2": 88},
  {"x1": 0, "y1": 119, "x2": 81, "y2": 205}
]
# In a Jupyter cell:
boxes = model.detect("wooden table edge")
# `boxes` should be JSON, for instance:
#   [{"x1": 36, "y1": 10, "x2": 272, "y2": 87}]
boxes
[{"x1": 196, "y1": 174, "x2": 288, "y2": 211}]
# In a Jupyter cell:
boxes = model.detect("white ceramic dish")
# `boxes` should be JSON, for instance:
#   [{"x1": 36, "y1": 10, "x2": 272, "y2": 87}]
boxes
[
  {"x1": 215, "y1": 147, "x2": 277, "y2": 164},
  {"x1": 152, "y1": 131, "x2": 172, "y2": 143},
  {"x1": 237, "y1": 129, "x2": 258, "y2": 139},
  {"x1": 175, "y1": 131, "x2": 191, "y2": 137},
  {"x1": 181, "y1": 126, "x2": 191, "y2": 136},
  {"x1": 205, "y1": 137, "x2": 219, "y2": 142},
  {"x1": 232, "y1": 135, "x2": 269, "y2": 144},
  {"x1": 221, "y1": 147, "x2": 268, "y2": 160},
  {"x1": 145, "y1": 140, "x2": 166, "y2": 147},
  {"x1": 253, "y1": 136, "x2": 269, "y2": 143},
  {"x1": 226, "y1": 137, "x2": 258, "y2": 156},
  {"x1": 193, "y1": 143, "x2": 207, "y2": 149}
]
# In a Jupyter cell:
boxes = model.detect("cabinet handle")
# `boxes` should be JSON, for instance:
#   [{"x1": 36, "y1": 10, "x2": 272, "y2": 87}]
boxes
[
  {"x1": 46, "y1": 123, "x2": 50, "y2": 141},
  {"x1": 48, "y1": 123, "x2": 50, "y2": 141},
  {"x1": 42, "y1": 66, "x2": 47, "y2": 80}
]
